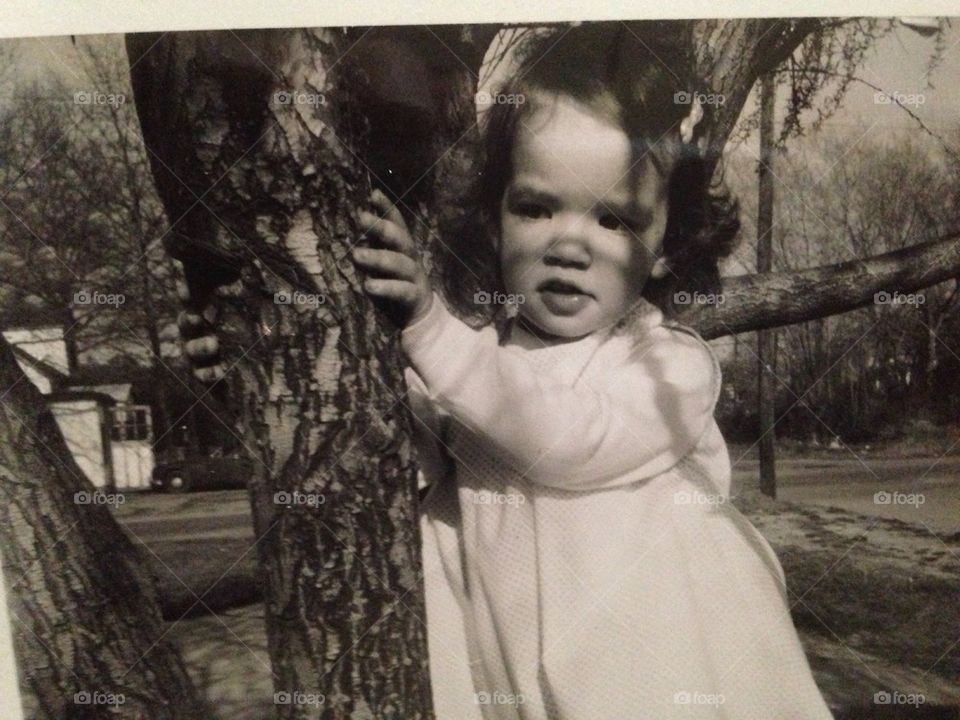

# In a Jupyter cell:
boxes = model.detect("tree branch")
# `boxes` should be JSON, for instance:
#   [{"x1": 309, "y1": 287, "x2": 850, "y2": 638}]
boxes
[{"x1": 685, "y1": 232, "x2": 960, "y2": 338}]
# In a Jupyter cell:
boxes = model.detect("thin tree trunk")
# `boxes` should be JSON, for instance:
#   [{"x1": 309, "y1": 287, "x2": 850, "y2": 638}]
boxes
[
  {"x1": 62, "y1": 307, "x2": 79, "y2": 374},
  {"x1": 0, "y1": 336, "x2": 207, "y2": 719}
]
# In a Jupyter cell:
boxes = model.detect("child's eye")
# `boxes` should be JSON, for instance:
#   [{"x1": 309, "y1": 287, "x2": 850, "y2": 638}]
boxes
[
  {"x1": 598, "y1": 213, "x2": 638, "y2": 233},
  {"x1": 511, "y1": 202, "x2": 550, "y2": 220}
]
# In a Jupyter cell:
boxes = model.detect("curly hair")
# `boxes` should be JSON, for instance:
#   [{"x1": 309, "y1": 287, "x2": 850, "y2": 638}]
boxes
[{"x1": 433, "y1": 22, "x2": 740, "y2": 332}]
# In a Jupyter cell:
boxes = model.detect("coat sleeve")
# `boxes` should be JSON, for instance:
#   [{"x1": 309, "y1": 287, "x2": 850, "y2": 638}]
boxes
[{"x1": 401, "y1": 292, "x2": 719, "y2": 491}]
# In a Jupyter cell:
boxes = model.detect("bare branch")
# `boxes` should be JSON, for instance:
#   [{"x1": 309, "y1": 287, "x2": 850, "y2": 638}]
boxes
[{"x1": 686, "y1": 232, "x2": 960, "y2": 338}]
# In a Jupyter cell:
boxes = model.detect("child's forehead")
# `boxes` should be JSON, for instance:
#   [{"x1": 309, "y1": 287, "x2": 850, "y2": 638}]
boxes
[
  {"x1": 508, "y1": 93, "x2": 666, "y2": 200},
  {"x1": 517, "y1": 90, "x2": 622, "y2": 136}
]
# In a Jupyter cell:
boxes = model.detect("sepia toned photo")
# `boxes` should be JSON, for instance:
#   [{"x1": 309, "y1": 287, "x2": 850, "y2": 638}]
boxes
[{"x1": 0, "y1": 8, "x2": 958, "y2": 719}]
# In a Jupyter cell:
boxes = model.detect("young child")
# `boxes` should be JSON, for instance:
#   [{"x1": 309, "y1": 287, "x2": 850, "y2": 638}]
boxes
[{"x1": 349, "y1": 27, "x2": 835, "y2": 720}]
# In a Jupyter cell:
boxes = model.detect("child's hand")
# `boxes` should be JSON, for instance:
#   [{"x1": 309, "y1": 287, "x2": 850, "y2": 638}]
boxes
[{"x1": 351, "y1": 189, "x2": 433, "y2": 327}]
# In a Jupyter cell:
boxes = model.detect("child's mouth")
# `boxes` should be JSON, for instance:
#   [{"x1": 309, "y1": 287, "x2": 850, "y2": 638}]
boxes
[{"x1": 538, "y1": 279, "x2": 591, "y2": 315}]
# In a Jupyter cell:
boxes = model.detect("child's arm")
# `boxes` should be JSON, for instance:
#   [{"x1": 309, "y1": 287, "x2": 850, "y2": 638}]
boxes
[{"x1": 400, "y1": 293, "x2": 718, "y2": 491}]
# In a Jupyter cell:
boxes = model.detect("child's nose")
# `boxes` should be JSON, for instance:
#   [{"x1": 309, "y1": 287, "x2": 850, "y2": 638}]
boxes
[{"x1": 545, "y1": 228, "x2": 592, "y2": 268}]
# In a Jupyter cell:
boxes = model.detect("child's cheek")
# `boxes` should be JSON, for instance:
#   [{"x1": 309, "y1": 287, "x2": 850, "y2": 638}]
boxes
[{"x1": 500, "y1": 247, "x2": 539, "y2": 294}]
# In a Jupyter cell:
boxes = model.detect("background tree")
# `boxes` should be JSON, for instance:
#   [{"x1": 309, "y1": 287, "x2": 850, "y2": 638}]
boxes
[
  {"x1": 720, "y1": 130, "x2": 960, "y2": 443},
  {"x1": 0, "y1": 38, "x2": 183, "y2": 437},
  {"x1": 0, "y1": 335, "x2": 208, "y2": 720}
]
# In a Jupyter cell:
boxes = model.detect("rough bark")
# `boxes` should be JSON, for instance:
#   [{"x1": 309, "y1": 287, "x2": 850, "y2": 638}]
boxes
[
  {"x1": 126, "y1": 27, "x2": 481, "y2": 718},
  {"x1": 0, "y1": 336, "x2": 207, "y2": 719}
]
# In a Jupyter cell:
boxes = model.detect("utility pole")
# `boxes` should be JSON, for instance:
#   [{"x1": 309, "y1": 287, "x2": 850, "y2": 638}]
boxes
[{"x1": 757, "y1": 71, "x2": 777, "y2": 498}]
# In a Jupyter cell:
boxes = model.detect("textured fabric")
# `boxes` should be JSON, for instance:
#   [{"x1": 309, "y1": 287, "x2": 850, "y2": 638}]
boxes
[{"x1": 403, "y1": 293, "x2": 834, "y2": 720}]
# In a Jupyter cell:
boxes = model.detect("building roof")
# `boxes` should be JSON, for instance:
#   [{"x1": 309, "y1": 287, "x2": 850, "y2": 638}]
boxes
[
  {"x1": 0, "y1": 307, "x2": 67, "y2": 331},
  {"x1": 72, "y1": 383, "x2": 132, "y2": 403},
  {"x1": 10, "y1": 344, "x2": 69, "y2": 384},
  {"x1": 46, "y1": 389, "x2": 116, "y2": 406}
]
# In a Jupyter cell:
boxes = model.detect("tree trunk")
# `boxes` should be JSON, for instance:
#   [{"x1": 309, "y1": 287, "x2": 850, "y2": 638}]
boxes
[
  {"x1": 0, "y1": 336, "x2": 207, "y2": 719},
  {"x1": 126, "y1": 27, "x2": 482, "y2": 718},
  {"x1": 62, "y1": 307, "x2": 79, "y2": 375},
  {"x1": 689, "y1": 18, "x2": 823, "y2": 167}
]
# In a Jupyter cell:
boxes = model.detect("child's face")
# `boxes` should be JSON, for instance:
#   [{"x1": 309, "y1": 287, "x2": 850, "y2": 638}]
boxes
[{"x1": 498, "y1": 93, "x2": 670, "y2": 339}]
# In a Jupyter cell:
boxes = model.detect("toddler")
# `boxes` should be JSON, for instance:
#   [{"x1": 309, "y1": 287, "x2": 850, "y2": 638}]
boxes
[{"x1": 351, "y1": 26, "x2": 834, "y2": 720}]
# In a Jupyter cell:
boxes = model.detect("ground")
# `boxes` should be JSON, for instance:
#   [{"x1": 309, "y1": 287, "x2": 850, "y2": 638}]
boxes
[{"x1": 113, "y1": 449, "x2": 960, "y2": 719}]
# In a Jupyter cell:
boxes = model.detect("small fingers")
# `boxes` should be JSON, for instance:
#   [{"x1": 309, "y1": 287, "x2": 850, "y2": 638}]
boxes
[
  {"x1": 369, "y1": 188, "x2": 406, "y2": 229},
  {"x1": 357, "y1": 210, "x2": 414, "y2": 254},
  {"x1": 362, "y1": 278, "x2": 420, "y2": 305},
  {"x1": 351, "y1": 247, "x2": 420, "y2": 281}
]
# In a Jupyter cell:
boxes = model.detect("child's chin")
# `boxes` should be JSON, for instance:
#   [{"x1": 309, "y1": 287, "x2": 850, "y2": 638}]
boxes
[{"x1": 521, "y1": 310, "x2": 598, "y2": 340}]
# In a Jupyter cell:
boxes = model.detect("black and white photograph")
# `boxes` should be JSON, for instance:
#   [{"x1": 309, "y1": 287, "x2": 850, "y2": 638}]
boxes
[{"x1": 0, "y1": 3, "x2": 959, "y2": 718}]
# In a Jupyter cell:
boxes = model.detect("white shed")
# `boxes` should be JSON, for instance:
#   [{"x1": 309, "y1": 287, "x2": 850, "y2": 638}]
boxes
[
  {"x1": 3, "y1": 326, "x2": 155, "y2": 491},
  {"x1": 46, "y1": 391, "x2": 116, "y2": 489}
]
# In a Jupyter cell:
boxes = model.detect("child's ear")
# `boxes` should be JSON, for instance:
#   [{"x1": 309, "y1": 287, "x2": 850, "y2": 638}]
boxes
[{"x1": 650, "y1": 255, "x2": 671, "y2": 280}]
